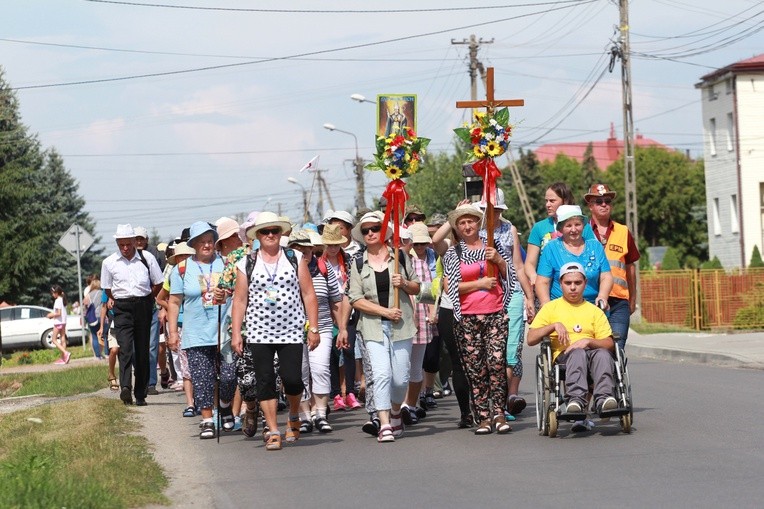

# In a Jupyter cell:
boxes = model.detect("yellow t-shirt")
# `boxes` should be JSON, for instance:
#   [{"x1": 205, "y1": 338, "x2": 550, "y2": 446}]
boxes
[{"x1": 530, "y1": 298, "x2": 612, "y2": 361}]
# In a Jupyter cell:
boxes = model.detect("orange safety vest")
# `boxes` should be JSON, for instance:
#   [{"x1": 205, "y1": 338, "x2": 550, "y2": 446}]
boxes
[{"x1": 603, "y1": 222, "x2": 630, "y2": 300}]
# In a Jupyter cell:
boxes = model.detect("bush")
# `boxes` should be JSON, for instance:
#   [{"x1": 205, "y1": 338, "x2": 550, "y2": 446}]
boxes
[
  {"x1": 661, "y1": 247, "x2": 681, "y2": 270},
  {"x1": 733, "y1": 282, "x2": 764, "y2": 328},
  {"x1": 701, "y1": 256, "x2": 723, "y2": 270},
  {"x1": 750, "y1": 245, "x2": 764, "y2": 268}
]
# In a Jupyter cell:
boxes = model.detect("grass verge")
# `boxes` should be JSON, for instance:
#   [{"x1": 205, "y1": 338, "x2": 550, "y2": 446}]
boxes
[
  {"x1": 2, "y1": 344, "x2": 94, "y2": 367},
  {"x1": 0, "y1": 397, "x2": 168, "y2": 508},
  {"x1": 631, "y1": 320, "x2": 697, "y2": 334},
  {"x1": 0, "y1": 365, "x2": 110, "y2": 398}
]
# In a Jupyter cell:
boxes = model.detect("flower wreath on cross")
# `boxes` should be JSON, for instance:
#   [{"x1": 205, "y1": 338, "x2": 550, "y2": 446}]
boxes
[{"x1": 365, "y1": 127, "x2": 431, "y2": 245}]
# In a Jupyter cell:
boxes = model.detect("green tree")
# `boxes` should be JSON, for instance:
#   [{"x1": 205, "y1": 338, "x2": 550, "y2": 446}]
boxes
[
  {"x1": 581, "y1": 142, "x2": 599, "y2": 189},
  {"x1": 406, "y1": 149, "x2": 466, "y2": 216},
  {"x1": 605, "y1": 147, "x2": 707, "y2": 265},
  {"x1": 661, "y1": 247, "x2": 681, "y2": 270},
  {"x1": 0, "y1": 67, "x2": 100, "y2": 305},
  {"x1": 700, "y1": 256, "x2": 723, "y2": 270},
  {"x1": 750, "y1": 245, "x2": 764, "y2": 268}
]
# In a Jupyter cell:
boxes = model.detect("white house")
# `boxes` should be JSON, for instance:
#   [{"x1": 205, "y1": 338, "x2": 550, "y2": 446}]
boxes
[{"x1": 696, "y1": 54, "x2": 764, "y2": 269}]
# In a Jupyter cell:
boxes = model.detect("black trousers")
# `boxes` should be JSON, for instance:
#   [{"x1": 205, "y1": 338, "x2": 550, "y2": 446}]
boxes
[
  {"x1": 251, "y1": 343, "x2": 305, "y2": 401},
  {"x1": 113, "y1": 296, "x2": 154, "y2": 399},
  {"x1": 438, "y1": 306, "x2": 471, "y2": 416}
]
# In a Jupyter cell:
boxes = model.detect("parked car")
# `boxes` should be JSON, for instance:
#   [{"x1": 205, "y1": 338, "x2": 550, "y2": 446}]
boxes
[{"x1": 0, "y1": 305, "x2": 87, "y2": 351}]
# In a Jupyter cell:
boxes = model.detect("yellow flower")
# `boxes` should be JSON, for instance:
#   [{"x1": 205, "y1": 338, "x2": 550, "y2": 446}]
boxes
[
  {"x1": 385, "y1": 166, "x2": 403, "y2": 180},
  {"x1": 473, "y1": 145, "x2": 484, "y2": 158},
  {"x1": 486, "y1": 141, "x2": 501, "y2": 156},
  {"x1": 409, "y1": 160, "x2": 419, "y2": 173}
]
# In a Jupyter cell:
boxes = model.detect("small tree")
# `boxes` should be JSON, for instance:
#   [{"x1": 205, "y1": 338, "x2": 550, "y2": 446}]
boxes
[
  {"x1": 661, "y1": 247, "x2": 681, "y2": 270},
  {"x1": 750, "y1": 245, "x2": 764, "y2": 268},
  {"x1": 701, "y1": 256, "x2": 723, "y2": 270}
]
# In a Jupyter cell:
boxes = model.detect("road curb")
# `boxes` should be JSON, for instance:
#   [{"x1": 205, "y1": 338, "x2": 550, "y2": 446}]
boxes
[{"x1": 628, "y1": 343, "x2": 764, "y2": 370}]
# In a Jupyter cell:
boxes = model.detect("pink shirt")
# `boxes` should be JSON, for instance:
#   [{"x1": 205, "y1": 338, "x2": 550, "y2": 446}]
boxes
[{"x1": 459, "y1": 260, "x2": 504, "y2": 315}]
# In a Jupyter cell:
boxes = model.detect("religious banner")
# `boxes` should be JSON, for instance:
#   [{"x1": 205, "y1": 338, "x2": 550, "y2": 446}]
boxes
[{"x1": 377, "y1": 94, "x2": 416, "y2": 138}]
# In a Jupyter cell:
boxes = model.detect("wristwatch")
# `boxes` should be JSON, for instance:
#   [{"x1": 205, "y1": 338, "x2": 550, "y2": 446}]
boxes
[{"x1": 309, "y1": 327, "x2": 319, "y2": 334}]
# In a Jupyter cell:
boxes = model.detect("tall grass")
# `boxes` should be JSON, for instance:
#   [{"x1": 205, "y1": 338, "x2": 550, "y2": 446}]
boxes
[
  {"x1": 0, "y1": 365, "x2": 110, "y2": 398},
  {"x1": 0, "y1": 398, "x2": 168, "y2": 508}
]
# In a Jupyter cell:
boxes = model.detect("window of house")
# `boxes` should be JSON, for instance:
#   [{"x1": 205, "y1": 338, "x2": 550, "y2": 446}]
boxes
[
  {"x1": 725, "y1": 78, "x2": 733, "y2": 95},
  {"x1": 708, "y1": 84, "x2": 717, "y2": 101},
  {"x1": 726, "y1": 112, "x2": 734, "y2": 152},
  {"x1": 730, "y1": 194, "x2": 739, "y2": 234},
  {"x1": 709, "y1": 117, "x2": 717, "y2": 156},
  {"x1": 713, "y1": 198, "x2": 722, "y2": 236}
]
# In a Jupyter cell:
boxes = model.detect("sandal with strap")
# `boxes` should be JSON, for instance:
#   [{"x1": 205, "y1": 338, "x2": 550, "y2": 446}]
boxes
[
  {"x1": 242, "y1": 410, "x2": 258, "y2": 438},
  {"x1": 314, "y1": 417, "x2": 332, "y2": 433},
  {"x1": 475, "y1": 419, "x2": 493, "y2": 435},
  {"x1": 377, "y1": 424, "x2": 395, "y2": 443},
  {"x1": 108, "y1": 377, "x2": 119, "y2": 391},
  {"x1": 265, "y1": 432, "x2": 282, "y2": 451},
  {"x1": 493, "y1": 414, "x2": 512, "y2": 434},
  {"x1": 183, "y1": 406, "x2": 196, "y2": 418},
  {"x1": 199, "y1": 421, "x2": 216, "y2": 440},
  {"x1": 285, "y1": 418, "x2": 300, "y2": 443}
]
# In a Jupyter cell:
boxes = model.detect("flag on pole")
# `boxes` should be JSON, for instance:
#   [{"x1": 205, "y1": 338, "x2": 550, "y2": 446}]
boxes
[{"x1": 299, "y1": 155, "x2": 319, "y2": 173}]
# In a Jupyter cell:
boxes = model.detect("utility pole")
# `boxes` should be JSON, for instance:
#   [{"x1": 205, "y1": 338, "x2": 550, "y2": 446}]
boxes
[
  {"x1": 616, "y1": 0, "x2": 641, "y2": 319},
  {"x1": 311, "y1": 169, "x2": 336, "y2": 219},
  {"x1": 451, "y1": 34, "x2": 493, "y2": 101}
]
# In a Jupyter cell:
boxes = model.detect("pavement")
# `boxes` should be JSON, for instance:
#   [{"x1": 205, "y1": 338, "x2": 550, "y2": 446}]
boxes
[{"x1": 1, "y1": 331, "x2": 763, "y2": 508}]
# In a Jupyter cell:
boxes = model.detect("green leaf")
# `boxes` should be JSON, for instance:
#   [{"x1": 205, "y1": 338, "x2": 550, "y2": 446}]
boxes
[
  {"x1": 453, "y1": 127, "x2": 472, "y2": 144},
  {"x1": 495, "y1": 107, "x2": 509, "y2": 127}
]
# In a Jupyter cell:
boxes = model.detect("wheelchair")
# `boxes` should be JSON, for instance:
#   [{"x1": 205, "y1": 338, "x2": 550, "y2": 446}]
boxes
[{"x1": 535, "y1": 337, "x2": 633, "y2": 437}]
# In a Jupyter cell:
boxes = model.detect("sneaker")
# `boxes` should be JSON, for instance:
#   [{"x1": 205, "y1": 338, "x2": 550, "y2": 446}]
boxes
[
  {"x1": 232, "y1": 416, "x2": 242, "y2": 432},
  {"x1": 333, "y1": 394, "x2": 347, "y2": 412},
  {"x1": 299, "y1": 419, "x2": 314, "y2": 434},
  {"x1": 314, "y1": 417, "x2": 332, "y2": 433},
  {"x1": 220, "y1": 406, "x2": 235, "y2": 432},
  {"x1": 362, "y1": 418, "x2": 380, "y2": 436},
  {"x1": 424, "y1": 393, "x2": 438, "y2": 409},
  {"x1": 53, "y1": 358, "x2": 66, "y2": 365},
  {"x1": 199, "y1": 421, "x2": 216, "y2": 440},
  {"x1": 571, "y1": 420, "x2": 594, "y2": 432},
  {"x1": 63, "y1": 352, "x2": 71, "y2": 364},
  {"x1": 442, "y1": 381, "x2": 452, "y2": 397},
  {"x1": 599, "y1": 396, "x2": 618, "y2": 413},
  {"x1": 377, "y1": 424, "x2": 395, "y2": 443},
  {"x1": 507, "y1": 396, "x2": 526, "y2": 416},
  {"x1": 566, "y1": 400, "x2": 583, "y2": 413},
  {"x1": 414, "y1": 406, "x2": 427, "y2": 420},
  {"x1": 146, "y1": 386, "x2": 159, "y2": 396},
  {"x1": 345, "y1": 393, "x2": 362, "y2": 410}
]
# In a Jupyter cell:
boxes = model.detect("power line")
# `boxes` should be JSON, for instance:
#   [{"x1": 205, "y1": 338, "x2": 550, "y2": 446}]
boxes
[
  {"x1": 83, "y1": 0, "x2": 589, "y2": 14},
  {"x1": 12, "y1": 0, "x2": 598, "y2": 90}
]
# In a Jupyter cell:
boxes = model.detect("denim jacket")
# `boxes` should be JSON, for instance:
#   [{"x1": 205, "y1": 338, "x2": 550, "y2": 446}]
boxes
[{"x1": 348, "y1": 247, "x2": 419, "y2": 342}]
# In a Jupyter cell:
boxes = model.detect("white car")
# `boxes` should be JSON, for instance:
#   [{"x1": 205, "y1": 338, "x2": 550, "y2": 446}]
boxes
[{"x1": 0, "y1": 305, "x2": 87, "y2": 351}]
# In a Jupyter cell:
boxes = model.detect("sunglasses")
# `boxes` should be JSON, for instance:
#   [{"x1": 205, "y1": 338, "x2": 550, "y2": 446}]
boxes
[
  {"x1": 360, "y1": 225, "x2": 382, "y2": 235},
  {"x1": 259, "y1": 227, "x2": 282, "y2": 236},
  {"x1": 593, "y1": 198, "x2": 612, "y2": 205},
  {"x1": 413, "y1": 242, "x2": 429, "y2": 247}
]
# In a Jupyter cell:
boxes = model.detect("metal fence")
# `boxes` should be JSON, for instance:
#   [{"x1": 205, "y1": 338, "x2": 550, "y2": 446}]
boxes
[{"x1": 640, "y1": 267, "x2": 764, "y2": 330}]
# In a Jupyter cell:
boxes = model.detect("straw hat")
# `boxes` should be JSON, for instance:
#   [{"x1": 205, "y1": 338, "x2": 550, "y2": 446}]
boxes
[
  {"x1": 245, "y1": 212, "x2": 292, "y2": 241},
  {"x1": 167, "y1": 242, "x2": 195, "y2": 265},
  {"x1": 321, "y1": 223, "x2": 348, "y2": 245},
  {"x1": 287, "y1": 229, "x2": 313, "y2": 247},
  {"x1": 447, "y1": 205, "x2": 483, "y2": 229}
]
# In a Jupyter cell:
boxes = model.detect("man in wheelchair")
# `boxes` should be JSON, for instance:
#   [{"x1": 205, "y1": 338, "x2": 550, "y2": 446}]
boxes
[{"x1": 528, "y1": 262, "x2": 618, "y2": 418}]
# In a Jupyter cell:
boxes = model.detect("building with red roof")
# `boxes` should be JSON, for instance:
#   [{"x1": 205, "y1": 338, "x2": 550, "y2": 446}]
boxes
[{"x1": 534, "y1": 123, "x2": 668, "y2": 170}]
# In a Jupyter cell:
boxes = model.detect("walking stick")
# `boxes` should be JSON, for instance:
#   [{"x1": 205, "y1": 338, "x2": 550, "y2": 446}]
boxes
[{"x1": 216, "y1": 299, "x2": 222, "y2": 443}]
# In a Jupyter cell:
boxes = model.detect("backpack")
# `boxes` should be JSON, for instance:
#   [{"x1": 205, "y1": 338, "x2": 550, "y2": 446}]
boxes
[
  {"x1": 245, "y1": 247, "x2": 299, "y2": 283},
  {"x1": 354, "y1": 247, "x2": 409, "y2": 279}
]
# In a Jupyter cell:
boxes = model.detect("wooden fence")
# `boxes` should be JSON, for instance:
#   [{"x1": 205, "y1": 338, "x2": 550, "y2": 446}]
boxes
[{"x1": 640, "y1": 267, "x2": 764, "y2": 330}]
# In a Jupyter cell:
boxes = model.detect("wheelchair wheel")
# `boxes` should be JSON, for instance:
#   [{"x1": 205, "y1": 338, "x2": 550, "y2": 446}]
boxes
[
  {"x1": 548, "y1": 409, "x2": 558, "y2": 438},
  {"x1": 620, "y1": 413, "x2": 632, "y2": 434},
  {"x1": 535, "y1": 356, "x2": 549, "y2": 436}
]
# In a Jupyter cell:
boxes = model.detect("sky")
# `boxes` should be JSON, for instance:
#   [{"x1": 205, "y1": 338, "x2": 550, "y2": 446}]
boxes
[{"x1": 2, "y1": 0, "x2": 762, "y2": 251}]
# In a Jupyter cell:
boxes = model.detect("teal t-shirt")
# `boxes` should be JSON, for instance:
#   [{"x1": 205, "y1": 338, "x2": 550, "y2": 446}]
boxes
[{"x1": 170, "y1": 256, "x2": 225, "y2": 349}]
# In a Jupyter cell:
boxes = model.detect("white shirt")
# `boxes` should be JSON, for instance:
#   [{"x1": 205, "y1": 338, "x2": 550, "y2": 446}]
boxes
[{"x1": 101, "y1": 249, "x2": 163, "y2": 299}]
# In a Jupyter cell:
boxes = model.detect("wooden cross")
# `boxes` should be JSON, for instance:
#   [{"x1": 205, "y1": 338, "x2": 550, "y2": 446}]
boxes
[{"x1": 455, "y1": 67, "x2": 524, "y2": 276}]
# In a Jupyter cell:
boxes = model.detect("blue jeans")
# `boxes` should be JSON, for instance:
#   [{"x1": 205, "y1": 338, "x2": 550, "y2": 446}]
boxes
[
  {"x1": 88, "y1": 323, "x2": 103, "y2": 358},
  {"x1": 608, "y1": 297, "x2": 631, "y2": 351},
  {"x1": 148, "y1": 308, "x2": 160, "y2": 387},
  {"x1": 365, "y1": 322, "x2": 412, "y2": 412}
]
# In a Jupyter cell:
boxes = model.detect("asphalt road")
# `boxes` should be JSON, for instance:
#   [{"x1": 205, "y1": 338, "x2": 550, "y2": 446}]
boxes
[{"x1": 146, "y1": 356, "x2": 764, "y2": 509}]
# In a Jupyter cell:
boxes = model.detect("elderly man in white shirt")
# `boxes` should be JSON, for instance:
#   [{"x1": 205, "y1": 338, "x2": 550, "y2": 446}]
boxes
[{"x1": 101, "y1": 224, "x2": 163, "y2": 406}]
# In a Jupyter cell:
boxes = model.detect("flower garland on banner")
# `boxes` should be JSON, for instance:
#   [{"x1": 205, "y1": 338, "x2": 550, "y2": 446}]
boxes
[
  {"x1": 366, "y1": 127, "x2": 430, "y2": 246},
  {"x1": 453, "y1": 107, "x2": 513, "y2": 206}
]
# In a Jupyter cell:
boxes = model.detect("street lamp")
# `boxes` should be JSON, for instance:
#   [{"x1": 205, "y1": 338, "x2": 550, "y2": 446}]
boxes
[
  {"x1": 350, "y1": 93, "x2": 375, "y2": 104},
  {"x1": 287, "y1": 177, "x2": 310, "y2": 223},
  {"x1": 323, "y1": 123, "x2": 367, "y2": 211}
]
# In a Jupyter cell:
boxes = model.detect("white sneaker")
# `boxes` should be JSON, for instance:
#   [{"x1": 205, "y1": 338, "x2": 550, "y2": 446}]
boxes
[
  {"x1": 566, "y1": 401, "x2": 583, "y2": 413},
  {"x1": 600, "y1": 396, "x2": 618, "y2": 412}
]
